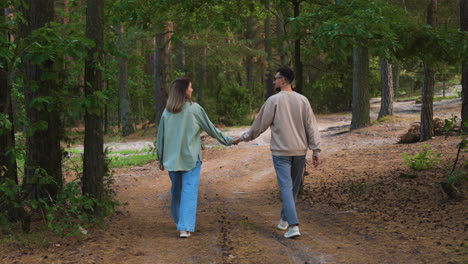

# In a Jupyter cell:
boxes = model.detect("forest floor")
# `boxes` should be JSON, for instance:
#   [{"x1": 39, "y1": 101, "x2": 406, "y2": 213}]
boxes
[{"x1": 1, "y1": 95, "x2": 467, "y2": 264}]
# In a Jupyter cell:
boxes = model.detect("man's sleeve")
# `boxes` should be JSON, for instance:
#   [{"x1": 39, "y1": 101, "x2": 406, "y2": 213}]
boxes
[
  {"x1": 240, "y1": 100, "x2": 276, "y2": 142},
  {"x1": 305, "y1": 102, "x2": 321, "y2": 156}
]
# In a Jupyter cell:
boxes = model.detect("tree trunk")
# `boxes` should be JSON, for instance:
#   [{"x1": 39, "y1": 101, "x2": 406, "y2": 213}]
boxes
[
  {"x1": 420, "y1": 0, "x2": 437, "y2": 141},
  {"x1": 461, "y1": 0, "x2": 468, "y2": 132},
  {"x1": 275, "y1": 11, "x2": 286, "y2": 66},
  {"x1": 19, "y1": 0, "x2": 63, "y2": 200},
  {"x1": 393, "y1": 64, "x2": 400, "y2": 96},
  {"x1": 351, "y1": 44, "x2": 370, "y2": 130},
  {"x1": 83, "y1": 0, "x2": 105, "y2": 201},
  {"x1": 378, "y1": 58, "x2": 394, "y2": 119},
  {"x1": 0, "y1": 8, "x2": 17, "y2": 185},
  {"x1": 292, "y1": 1, "x2": 303, "y2": 94},
  {"x1": 197, "y1": 49, "x2": 206, "y2": 106},
  {"x1": 264, "y1": 13, "x2": 274, "y2": 98},
  {"x1": 117, "y1": 24, "x2": 134, "y2": 137},
  {"x1": 245, "y1": 14, "x2": 255, "y2": 91},
  {"x1": 176, "y1": 40, "x2": 185, "y2": 73},
  {"x1": 154, "y1": 25, "x2": 168, "y2": 127}
]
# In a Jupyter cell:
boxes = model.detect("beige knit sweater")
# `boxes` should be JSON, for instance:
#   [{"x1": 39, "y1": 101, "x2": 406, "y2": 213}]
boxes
[{"x1": 240, "y1": 91, "x2": 321, "y2": 157}]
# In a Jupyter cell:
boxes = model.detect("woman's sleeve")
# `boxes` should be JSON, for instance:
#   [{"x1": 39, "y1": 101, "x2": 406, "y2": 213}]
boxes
[
  {"x1": 195, "y1": 104, "x2": 234, "y2": 146},
  {"x1": 156, "y1": 117, "x2": 165, "y2": 166}
]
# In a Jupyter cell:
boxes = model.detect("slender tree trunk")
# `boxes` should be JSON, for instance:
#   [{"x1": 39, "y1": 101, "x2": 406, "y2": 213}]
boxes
[
  {"x1": 20, "y1": 0, "x2": 62, "y2": 200},
  {"x1": 0, "y1": 8, "x2": 17, "y2": 184},
  {"x1": 378, "y1": 58, "x2": 394, "y2": 119},
  {"x1": 264, "y1": 13, "x2": 274, "y2": 98},
  {"x1": 154, "y1": 25, "x2": 168, "y2": 127},
  {"x1": 393, "y1": 64, "x2": 400, "y2": 96},
  {"x1": 117, "y1": 24, "x2": 134, "y2": 137},
  {"x1": 461, "y1": 0, "x2": 468, "y2": 132},
  {"x1": 351, "y1": 44, "x2": 370, "y2": 129},
  {"x1": 292, "y1": 0, "x2": 303, "y2": 94},
  {"x1": 275, "y1": 11, "x2": 286, "y2": 66},
  {"x1": 197, "y1": 48, "x2": 206, "y2": 106},
  {"x1": 176, "y1": 40, "x2": 185, "y2": 73},
  {"x1": 83, "y1": 0, "x2": 105, "y2": 201},
  {"x1": 420, "y1": 0, "x2": 437, "y2": 141},
  {"x1": 245, "y1": 14, "x2": 255, "y2": 91}
]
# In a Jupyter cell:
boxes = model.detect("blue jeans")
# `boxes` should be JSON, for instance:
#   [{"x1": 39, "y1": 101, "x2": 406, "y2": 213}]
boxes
[
  {"x1": 168, "y1": 159, "x2": 202, "y2": 232},
  {"x1": 272, "y1": 155, "x2": 305, "y2": 226}
]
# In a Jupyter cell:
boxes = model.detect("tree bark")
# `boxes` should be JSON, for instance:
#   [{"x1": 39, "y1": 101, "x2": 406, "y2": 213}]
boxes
[
  {"x1": 116, "y1": 24, "x2": 134, "y2": 137},
  {"x1": 378, "y1": 58, "x2": 394, "y2": 119},
  {"x1": 461, "y1": 0, "x2": 468, "y2": 132},
  {"x1": 154, "y1": 24, "x2": 168, "y2": 127},
  {"x1": 83, "y1": 0, "x2": 105, "y2": 201},
  {"x1": 245, "y1": 14, "x2": 255, "y2": 91},
  {"x1": 0, "y1": 8, "x2": 17, "y2": 185},
  {"x1": 264, "y1": 13, "x2": 274, "y2": 98},
  {"x1": 393, "y1": 64, "x2": 400, "y2": 96},
  {"x1": 420, "y1": 0, "x2": 437, "y2": 141},
  {"x1": 19, "y1": 0, "x2": 62, "y2": 200},
  {"x1": 292, "y1": 0, "x2": 303, "y2": 94},
  {"x1": 275, "y1": 11, "x2": 286, "y2": 66},
  {"x1": 351, "y1": 44, "x2": 370, "y2": 130}
]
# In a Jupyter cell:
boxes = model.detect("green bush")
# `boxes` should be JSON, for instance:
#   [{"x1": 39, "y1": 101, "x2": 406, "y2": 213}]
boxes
[{"x1": 401, "y1": 144, "x2": 441, "y2": 170}]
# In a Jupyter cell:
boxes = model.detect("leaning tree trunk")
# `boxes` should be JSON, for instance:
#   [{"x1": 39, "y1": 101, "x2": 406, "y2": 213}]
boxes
[
  {"x1": 116, "y1": 24, "x2": 134, "y2": 137},
  {"x1": 378, "y1": 58, "x2": 394, "y2": 119},
  {"x1": 461, "y1": 0, "x2": 468, "y2": 132},
  {"x1": 83, "y1": 0, "x2": 105, "y2": 202},
  {"x1": 20, "y1": 0, "x2": 62, "y2": 200},
  {"x1": 420, "y1": 0, "x2": 437, "y2": 141},
  {"x1": 351, "y1": 44, "x2": 370, "y2": 130}
]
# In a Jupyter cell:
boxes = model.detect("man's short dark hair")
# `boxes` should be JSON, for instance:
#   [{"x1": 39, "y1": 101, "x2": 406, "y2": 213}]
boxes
[{"x1": 276, "y1": 66, "x2": 294, "y2": 83}]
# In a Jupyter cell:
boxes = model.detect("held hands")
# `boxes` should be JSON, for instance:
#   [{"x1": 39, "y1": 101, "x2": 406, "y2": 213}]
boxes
[
  {"x1": 312, "y1": 156, "x2": 320, "y2": 168},
  {"x1": 232, "y1": 136, "x2": 242, "y2": 145}
]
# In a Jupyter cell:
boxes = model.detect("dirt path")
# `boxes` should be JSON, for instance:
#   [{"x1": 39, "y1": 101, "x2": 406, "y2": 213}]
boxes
[{"x1": 1, "y1": 98, "x2": 466, "y2": 264}]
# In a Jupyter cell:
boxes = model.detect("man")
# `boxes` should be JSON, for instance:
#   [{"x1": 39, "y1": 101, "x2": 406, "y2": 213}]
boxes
[{"x1": 235, "y1": 66, "x2": 321, "y2": 238}]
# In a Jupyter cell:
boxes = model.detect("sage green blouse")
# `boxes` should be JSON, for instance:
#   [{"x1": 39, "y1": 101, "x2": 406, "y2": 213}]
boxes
[{"x1": 156, "y1": 102, "x2": 234, "y2": 171}]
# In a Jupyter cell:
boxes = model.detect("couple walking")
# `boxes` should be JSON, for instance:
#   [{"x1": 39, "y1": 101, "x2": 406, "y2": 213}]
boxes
[{"x1": 156, "y1": 66, "x2": 321, "y2": 239}]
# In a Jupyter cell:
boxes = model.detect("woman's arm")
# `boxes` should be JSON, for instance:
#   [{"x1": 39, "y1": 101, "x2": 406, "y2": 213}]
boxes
[{"x1": 195, "y1": 104, "x2": 234, "y2": 146}]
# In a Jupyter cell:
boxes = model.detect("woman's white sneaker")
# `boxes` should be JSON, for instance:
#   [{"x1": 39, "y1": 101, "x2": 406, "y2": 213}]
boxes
[
  {"x1": 277, "y1": 219, "x2": 288, "y2": 230},
  {"x1": 179, "y1": 231, "x2": 191, "y2": 238},
  {"x1": 284, "y1": 226, "x2": 300, "y2": 238}
]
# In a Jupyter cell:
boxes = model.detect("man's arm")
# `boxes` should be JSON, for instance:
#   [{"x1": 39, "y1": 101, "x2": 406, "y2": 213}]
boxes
[{"x1": 240, "y1": 100, "x2": 276, "y2": 142}]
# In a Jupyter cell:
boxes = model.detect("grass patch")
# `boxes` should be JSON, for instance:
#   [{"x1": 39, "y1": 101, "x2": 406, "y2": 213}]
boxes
[
  {"x1": 374, "y1": 115, "x2": 402, "y2": 123},
  {"x1": 0, "y1": 231, "x2": 52, "y2": 248},
  {"x1": 108, "y1": 154, "x2": 156, "y2": 168}
]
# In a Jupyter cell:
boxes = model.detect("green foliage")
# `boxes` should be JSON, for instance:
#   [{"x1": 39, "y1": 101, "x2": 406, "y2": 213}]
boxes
[
  {"x1": 204, "y1": 74, "x2": 254, "y2": 126},
  {"x1": 0, "y1": 178, "x2": 21, "y2": 232},
  {"x1": 401, "y1": 144, "x2": 441, "y2": 171},
  {"x1": 0, "y1": 113, "x2": 12, "y2": 135},
  {"x1": 28, "y1": 179, "x2": 117, "y2": 237}
]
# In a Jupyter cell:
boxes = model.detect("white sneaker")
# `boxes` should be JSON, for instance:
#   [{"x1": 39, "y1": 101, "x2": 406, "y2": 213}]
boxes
[
  {"x1": 284, "y1": 226, "x2": 300, "y2": 238},
  {"x1": 179, "y1": 231, "x2": 191, "y2": 238},
  {"x1": 277, "y1": 219, "x2": 288, "y2": 230}
]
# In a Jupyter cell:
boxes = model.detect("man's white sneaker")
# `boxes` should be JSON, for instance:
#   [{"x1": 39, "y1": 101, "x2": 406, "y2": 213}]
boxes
[
  {"x1": 277, "y1": 219, "x2": 288, "y2": 230},
  {"x1": 179, "y1": 231, "x2": 191, "y2": 238},
  {"x1": 284, "y1": 226, "x2": 300, "y2": 238}
]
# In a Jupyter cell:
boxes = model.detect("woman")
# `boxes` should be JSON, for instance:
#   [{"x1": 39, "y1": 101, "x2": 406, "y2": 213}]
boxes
[{"x1": 156, "y1": 77, "x2": 235, "y2": 238}]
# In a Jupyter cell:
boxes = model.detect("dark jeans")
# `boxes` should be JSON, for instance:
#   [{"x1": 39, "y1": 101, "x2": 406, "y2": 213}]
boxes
[{"x1": 272, "y1": 155, "x2": 305, "y2": 226}]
